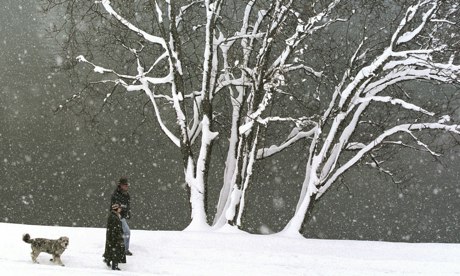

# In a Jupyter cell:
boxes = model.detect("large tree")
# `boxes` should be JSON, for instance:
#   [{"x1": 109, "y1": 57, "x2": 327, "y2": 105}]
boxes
[{"x1": 46, "y1": 0, "x2": 459, "y2": 235}]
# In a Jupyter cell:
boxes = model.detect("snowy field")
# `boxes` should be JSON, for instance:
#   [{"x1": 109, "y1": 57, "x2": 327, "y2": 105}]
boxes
[{"x1": 3, "y1": 222, "x2": 460, "y2": 275}]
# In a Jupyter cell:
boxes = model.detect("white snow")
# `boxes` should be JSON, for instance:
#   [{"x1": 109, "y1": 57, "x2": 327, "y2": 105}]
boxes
[
  {"x1": 93, "y1": 66, "x2": 106, "y2": 74},
  {"x1": 6, "y1": 222, "x2": 460, "y2": 275}
]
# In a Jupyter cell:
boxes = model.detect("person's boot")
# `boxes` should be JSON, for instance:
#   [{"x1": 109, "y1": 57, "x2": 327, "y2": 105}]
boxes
[
  {"x1": 103, "y1": 258, "x2": 111, "y2": 267},
  {"x1": 112, "y1": 262, "x2": 121, "y2": 270},
  {"x1": 125, "y1": 250, "x2": 133, "y2": 256}
]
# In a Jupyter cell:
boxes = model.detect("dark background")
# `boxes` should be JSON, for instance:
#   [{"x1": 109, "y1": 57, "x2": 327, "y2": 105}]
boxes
[{"x1": 1, "y1": 1, "x2": 459, "y2": 242}]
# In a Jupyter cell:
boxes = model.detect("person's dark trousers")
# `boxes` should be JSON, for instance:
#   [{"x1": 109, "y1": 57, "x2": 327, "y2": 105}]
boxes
[{"x1": 112, "y1": 262, "x2": 120, "y2": 270}]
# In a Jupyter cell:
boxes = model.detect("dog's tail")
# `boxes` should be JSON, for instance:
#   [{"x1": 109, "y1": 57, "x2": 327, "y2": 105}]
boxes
[{"x1": 23, "y1": 233, "x2": 32, "y2": 243}]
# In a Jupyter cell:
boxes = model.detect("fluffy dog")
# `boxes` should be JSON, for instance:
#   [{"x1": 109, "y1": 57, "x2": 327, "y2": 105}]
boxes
[{"x1": 22, "y1": 233, "x2": 69, "y2": 266}]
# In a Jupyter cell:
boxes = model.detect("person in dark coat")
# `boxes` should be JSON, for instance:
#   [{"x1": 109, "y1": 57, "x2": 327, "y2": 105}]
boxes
[
  {"x1": 103, "y1": 203, "x2": 126, "y2": 270},
  {"x1": 111, "y1": 176, "x2": 133, "y2": 255}
]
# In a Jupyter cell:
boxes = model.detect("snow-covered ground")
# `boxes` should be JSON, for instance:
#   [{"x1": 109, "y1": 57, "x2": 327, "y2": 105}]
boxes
[{"x1": 3, "y1": 222, "x2": 460, "y2": 275}]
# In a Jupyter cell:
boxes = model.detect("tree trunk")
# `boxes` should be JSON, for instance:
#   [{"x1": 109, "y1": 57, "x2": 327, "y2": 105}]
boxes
[
  {"x1": 184, "y1": 157, "x2": 211, "y2": 231},
  {"x1": 213, "y1": 88, "x2": 245, "y2": 228}
]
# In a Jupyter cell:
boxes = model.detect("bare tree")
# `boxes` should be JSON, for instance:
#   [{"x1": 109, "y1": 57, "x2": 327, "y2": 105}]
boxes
[{"x1": 45, "y1": 0, "x2": 460, "y2": 234}]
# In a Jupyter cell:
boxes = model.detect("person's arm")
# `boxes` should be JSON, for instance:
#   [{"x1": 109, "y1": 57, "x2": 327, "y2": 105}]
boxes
[{"x1": 110, "y1": 192, "x2": 117, "y2": 205}]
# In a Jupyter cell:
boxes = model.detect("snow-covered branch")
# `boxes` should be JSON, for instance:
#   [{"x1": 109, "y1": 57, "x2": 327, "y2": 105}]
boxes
[
  {"x1": 257, "y1": 126, "x2": 317, "y2": 159},
  {"x1": 283, "y1": 64, "x2": 323, "y2": 78},
  {"x1": 355, "y1": 96, "x2": 434, "y2": 116},
  {"x1": 269, "y1": 0, "x2": 342, "y2": 73},
  {"x1": 395, "y1": 1, "x2": 438, "y2": 46},
  {"x1": 317, "y1": 122, "x2": 460, "y2": 198},
  {"x1": 75, "y1": 55, "x2": 135, "y2": 81},
  {"x1": 99, "y1": 0, "x2": 167, "y2": 49}
]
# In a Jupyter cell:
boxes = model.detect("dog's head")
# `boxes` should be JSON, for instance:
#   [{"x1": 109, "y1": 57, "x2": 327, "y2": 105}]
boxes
[{"x1": 58, "y1": 237, "x2": 69, "y2": 248}]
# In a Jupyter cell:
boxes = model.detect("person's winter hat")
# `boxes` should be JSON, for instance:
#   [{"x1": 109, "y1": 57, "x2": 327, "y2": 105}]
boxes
[
  {"x1": 112, "y1": 203, "x2": 120, "y2": 210},
  {"x1": 118, "y1": 176, "x2": 129, "y2": 185}
]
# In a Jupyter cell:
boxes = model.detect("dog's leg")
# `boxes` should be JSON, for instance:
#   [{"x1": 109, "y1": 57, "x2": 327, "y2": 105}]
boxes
[
  {"x1": 31, "y1": 250, "x2": 40, "y2": 264},
  {"x1": 53, "y1": 255, "x2": 64, "y2": 266}
]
